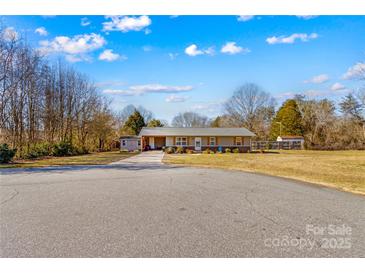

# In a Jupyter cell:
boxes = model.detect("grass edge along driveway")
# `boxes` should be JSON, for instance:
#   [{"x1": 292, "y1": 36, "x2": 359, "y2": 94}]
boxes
[
  {"x1": 0, "y1": 151, "x2": 138, "y2": 169},
  {"x1": 163, "y1": 150, "x2": 365, "y2": 195}
]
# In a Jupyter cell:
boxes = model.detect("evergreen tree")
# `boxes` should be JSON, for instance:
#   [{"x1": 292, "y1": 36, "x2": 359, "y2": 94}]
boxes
[
  {"x1": 123, "y1": 111, "x2": 146, "y2": 135},
  {"x1": 270, "y1": 99, "x2": 304, "y2": 140},
  {"x1": 340, "y1": 94, "x2": 363, "y2": 121},
  {"x1": 147, "y1": 118, "x2": 164, "y2": 127},
  {"x1": 210, "y1": 116, "x2": 221, "y2": 127}
]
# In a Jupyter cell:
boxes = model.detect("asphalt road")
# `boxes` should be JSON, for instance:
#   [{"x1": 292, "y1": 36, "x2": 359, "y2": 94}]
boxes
[{"x1": 1, "y1": 152, "x2": 364, "y2": 257}]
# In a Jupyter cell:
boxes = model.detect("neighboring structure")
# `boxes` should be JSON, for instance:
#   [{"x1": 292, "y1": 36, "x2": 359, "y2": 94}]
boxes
[
  {"x1": 120, "y1": 135, "x2": 141, "y2": 152},
  {"x1": 277, "y1": 135, "x2": 305, "y2": 149},
  {"x1": 139, "y1": 127, "x2": 256, "y2": 152}
]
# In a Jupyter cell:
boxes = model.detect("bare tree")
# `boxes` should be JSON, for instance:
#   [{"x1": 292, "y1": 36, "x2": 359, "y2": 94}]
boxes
[
  {"x1": 224, "y1": 83, "x2": 275, "y2": 137},
  {"x1": 171, "y1": 112, "x2": 210, "y2": 127},
  {"x1": 117, "y1": 104, "x2": 153, "y2": 126},
  {"x1": 0, "y1": 26, "x2": 118, "y2": 157}
]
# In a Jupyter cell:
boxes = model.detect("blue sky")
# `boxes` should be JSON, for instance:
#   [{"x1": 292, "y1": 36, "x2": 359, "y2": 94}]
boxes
[{"x1": 2, "y1": 15, "x2": 365, "y2": 121}]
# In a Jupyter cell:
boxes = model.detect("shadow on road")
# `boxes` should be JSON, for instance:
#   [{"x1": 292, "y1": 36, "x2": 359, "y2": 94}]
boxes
[{"x1": 0, "y1": 163, "x2": 182, "y2": 175}]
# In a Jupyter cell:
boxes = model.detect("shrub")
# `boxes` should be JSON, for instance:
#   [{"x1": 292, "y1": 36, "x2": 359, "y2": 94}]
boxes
[
  {"x1": 162, "y1": 146, "x2": 166, "y2": 152},
  {"x1": 52, "y1": 141, "x2": 75, "y2": 157},
  {"x1": 165, "y1": 147, "x2": 175, "y2": 154},
  {"x1": 175, "y1": 147, "x2": 185, "y2": 154},
  {"x1": 0, "y1": 143, "x2": 16, "y2": 163},
  {"x1": 233, "y1": 148, "x2": 240, "y2": 153},
  {"x1": 225, "y1": 148, "x2": 231, "y2": 153},
  {"x1": 209, "y1": 150, "x2": 215, "y2": 154},
  {"x1": 25, "y1": 143, "x2": 52, "y2": 159},
  {"x1": 202, "y1": 148, "x2": 211, "y2": 154},
  {"x1": 216, "y1": 150, "x2": 223, "y2": 154},
  {"x1": 76, "y1": 147, "x2": 89, "y2": 155},
  {"x1": 186, "y1": 149, "x2": 194, "y2": 154}
]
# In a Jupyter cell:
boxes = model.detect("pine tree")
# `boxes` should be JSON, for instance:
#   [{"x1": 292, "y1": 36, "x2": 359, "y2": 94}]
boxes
[
  {"x1": 270, "y1": 99, "x2": 304, "y2": 140},
  {"x1": 340, "y1": 94, "x2": 363, "y2": 121},
  {"x1": 123, "y1": 111, "x2": 146, "y2": 135},
  {"x1": 147, "y1": 119, "x2": 164, "y2": 127}
]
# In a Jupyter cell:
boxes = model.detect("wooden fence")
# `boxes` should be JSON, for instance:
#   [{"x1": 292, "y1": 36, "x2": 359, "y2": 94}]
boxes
[{"x1": 251, "y1": 141, "x2": 303, "y2": 150}]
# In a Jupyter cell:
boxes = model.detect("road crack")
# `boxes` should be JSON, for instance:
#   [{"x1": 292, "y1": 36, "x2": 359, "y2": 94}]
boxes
[
  {"x1": 244, "y1": 188, "x2": 281, "y2": 226},
  {"x1": 0, "y1": 188, "x2": 19, "y2": 206}
]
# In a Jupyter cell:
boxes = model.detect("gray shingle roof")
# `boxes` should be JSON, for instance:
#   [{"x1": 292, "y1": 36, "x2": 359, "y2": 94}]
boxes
[{"x1": 139, "y1": 127, "x2": 255, "y2": 137}]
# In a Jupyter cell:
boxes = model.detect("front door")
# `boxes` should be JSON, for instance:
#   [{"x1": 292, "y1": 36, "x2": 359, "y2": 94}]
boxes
[
  {"x1": 195, "y1": 137, "x2": 202, "y2": 151},
  {"x1": 149, "y1": 137, "x2": 155, "y2": 149}
]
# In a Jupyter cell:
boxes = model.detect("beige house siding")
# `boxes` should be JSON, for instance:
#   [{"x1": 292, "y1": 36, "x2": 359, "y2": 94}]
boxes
[
  {"x1": 219, "y1": 136, "x2": 234, "y2": 146},
  {"x1": 188, "y1": 137, "x2": 194, "y2": 146},
  {"x1": 171, "y1": 136, "x2": 249, "y2": 147}
]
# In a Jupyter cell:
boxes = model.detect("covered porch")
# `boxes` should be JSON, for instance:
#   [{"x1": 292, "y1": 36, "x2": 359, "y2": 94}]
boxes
[{"x1": 141, "y1": 136, "x2": 166, "y2": 150}]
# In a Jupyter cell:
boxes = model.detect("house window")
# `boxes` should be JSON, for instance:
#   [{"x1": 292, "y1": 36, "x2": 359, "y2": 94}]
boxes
[
  {"x1": 209, "y1": 137, "x2": 216, "y2": 146},
  {"x1": 236, "y1": 137, "x2": 242, "y2": 146},
  {"x1": 138, "y1": 140, "x2": 141, "y2": 146},
  {"x1": 176, "y1": 137, "x2": 187, "y2": 146},
  {"x1": 122, "y1": 140, "x2": 126, "y2": 146}
]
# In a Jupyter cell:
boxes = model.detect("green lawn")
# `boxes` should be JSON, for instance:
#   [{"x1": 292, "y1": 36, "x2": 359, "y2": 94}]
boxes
[
  {"x1": 0, "y1": 151, "x2": 138, "y2": 168},
  {"x1": 164, "y1": 150, "x2": 365, "y2": 195}
]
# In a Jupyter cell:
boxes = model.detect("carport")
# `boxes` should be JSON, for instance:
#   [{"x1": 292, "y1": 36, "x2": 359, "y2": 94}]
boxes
[{"x1": 142, "y1": 136, "x2": 166, "y2": 150}]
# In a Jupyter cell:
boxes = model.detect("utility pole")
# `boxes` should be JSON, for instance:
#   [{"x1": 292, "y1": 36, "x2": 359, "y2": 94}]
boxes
[{"x1": 276, "y1": 121, "x2": 282, "y2": 137}]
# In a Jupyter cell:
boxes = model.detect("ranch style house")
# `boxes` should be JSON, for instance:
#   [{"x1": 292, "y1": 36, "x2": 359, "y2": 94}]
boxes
[{"x1": 120, "y1": 127, "x2": 256, "y2": 152}]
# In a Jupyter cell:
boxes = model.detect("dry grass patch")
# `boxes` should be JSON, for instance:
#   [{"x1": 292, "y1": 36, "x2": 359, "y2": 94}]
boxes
[
  {"x1": 163, "y1": 150, "x2": 365, "y2": 195},
  {"x1": 0, "y1": 151, "x2": 138, "y2": 169}
]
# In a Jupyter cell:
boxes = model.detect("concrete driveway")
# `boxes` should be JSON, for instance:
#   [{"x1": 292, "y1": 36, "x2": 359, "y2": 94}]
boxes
[
  {"x1": 110, "y1": 150, "x2": 164, "y2": 165},
  {"x1": 0, "y1": 151, "x2": 364, "y2": 257}
]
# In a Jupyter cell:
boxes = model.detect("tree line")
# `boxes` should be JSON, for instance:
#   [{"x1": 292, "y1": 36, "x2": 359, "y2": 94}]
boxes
[
  {"x1": 0, "y1": 27, "x2": 117, "y2": 158},
  {"x1": 170, "y1": 83, "x2": 365, "y2": 150}
]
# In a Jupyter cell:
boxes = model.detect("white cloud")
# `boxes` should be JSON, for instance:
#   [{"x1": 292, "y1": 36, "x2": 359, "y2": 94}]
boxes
[
  {"x1": 266, "y1": 33, "x2": 318, "y2": 44},
  {"x1": 35, "y1": 27, "x2": 48, "y2": 36},
  {"x1": 168, "y1": 53, "x2": 178, "y2": 60},
  {"x1": 95, "y1": 81, "x2": 126, "y2": 88},
  {"x1": 81, "y1": 17, "x2": 91, "y2": 27},
  {"x1": 103, "y1": 84, "x2": 193, "y2": 96},
  {"x1": 296, "y1": 16, "x2": 318, "y2": 20},
  {"x1": 304, "y1": 74, "x2": 330, "y2": 84},
  {"x1": 2, "y1": 27, "x2": 18, "y2": 41},
  {"x1": 304, "y1": 89, "x2": 341, "y2": 98},
  {"x1": 237, "y1": 15, "x2": 254, "y2": 22},
  {"x1": 190, "y1": 101, "x2": 223, "y2": 114},
  {"x1": 142, "y1": 46, "x2": 152, "y2": 52},
  {"x1": 38, "y1": 33, "x2": 106, "y2": 63},
  {"x1": 185, "y1": 44, "x2": 203, "y2": 56},
  {"x1": 103, "y1": 89, "x2": 135, "y2": 96},
  {"x1": 221, "y1": 42, "x2": 250, "y2": 55},
  {"x1": 39, "y1": 33, "x2": 106, "y2": 55},
  {"x1": 331, "y1": 82, "x2": 346, "y2": 91},
  {"x1": 185, "y1": 44, "x2": 214, "y2": 56},
  {"x1": 165, "y1": 94, "x2": 189, "y2": 103},
  {"x1": 274, "y1": 92, "x2": 297, "y2": 99},
  {"x1": 102, "y1": 15, "x2": 151, "y2": 33},
  {"x1": 304, "y1": 89, "x2": 323, "y2": 97},
  {"x1": 342, "y1": 63, "x2": 365, "y2": 80},
  {"x1": 65, "y1": 55, "x2": 88, "y2": 63},
  {"x1": 99, "y1": 49, "x2": 124, "y2": 62}
]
